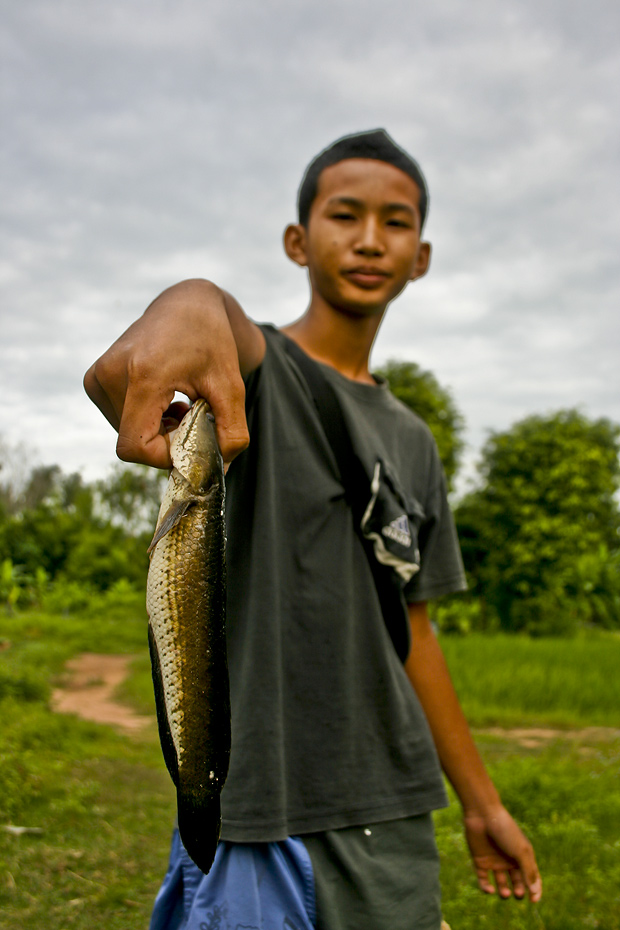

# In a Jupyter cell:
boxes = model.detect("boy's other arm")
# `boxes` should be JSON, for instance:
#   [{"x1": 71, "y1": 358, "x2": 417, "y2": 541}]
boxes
[
  {"x1": 405, "y1": 602, "x2": 542, "y2": 904},
  {"x1": 84, "y1": 279, "x2": 266, "y2": 469}
]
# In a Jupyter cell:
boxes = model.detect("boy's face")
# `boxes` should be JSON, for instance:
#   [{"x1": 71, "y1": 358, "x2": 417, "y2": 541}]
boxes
[{"x1": 285, "y1": 158, "x2": 430, "y2": 318}]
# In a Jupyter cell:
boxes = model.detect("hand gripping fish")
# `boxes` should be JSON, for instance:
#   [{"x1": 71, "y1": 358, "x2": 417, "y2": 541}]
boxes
[{"x1": 146, "y1": 400, "x2": 230, "y2": 875}]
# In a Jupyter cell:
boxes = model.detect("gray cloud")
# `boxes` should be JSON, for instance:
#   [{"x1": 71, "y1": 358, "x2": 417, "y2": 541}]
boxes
[{"x1": 2, "y1": 0, "x2": 618, "y2": 490}]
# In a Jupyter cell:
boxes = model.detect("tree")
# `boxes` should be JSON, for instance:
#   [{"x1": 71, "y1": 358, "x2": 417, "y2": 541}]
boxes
[
  {"x1": 0, "y1": 439, "x2": 163, "y2": 595},
  {"x1": 0, "y1": 436, "x2": 45, "y2": 516},
  {"x1": 96, "y1": 463, "x2": 167, "y2": 534},
  {"x1": 456, "y1": 409, "x2": 620, "y2": 634},
  {"x1": 375, "y1": 360, "x2": 465, "y2": 488}
]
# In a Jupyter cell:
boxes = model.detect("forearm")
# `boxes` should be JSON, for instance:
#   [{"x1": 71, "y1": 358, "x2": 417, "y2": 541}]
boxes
[
  {"x1": 404, "y1": 603, "x2": 501, "y2": 816},
  {"x1": 405, "y1": 603, "x2": 542, "y2": 901}
]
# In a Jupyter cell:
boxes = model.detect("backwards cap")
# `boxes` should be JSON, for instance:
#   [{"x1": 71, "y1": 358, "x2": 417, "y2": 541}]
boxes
[{"x1": 297, "y1": 128, "x2": 429, "y2": 229}]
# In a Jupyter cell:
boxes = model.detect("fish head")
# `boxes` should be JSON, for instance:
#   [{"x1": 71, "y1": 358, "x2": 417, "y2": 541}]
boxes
[{"x1": 169, "y1": 400, "x2": 224, "y2": 493}]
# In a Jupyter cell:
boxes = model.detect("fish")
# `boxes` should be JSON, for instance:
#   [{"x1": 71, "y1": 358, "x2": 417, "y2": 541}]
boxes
[{"x1": 146, "y1": 399, "x2": 229, "y2": 875}]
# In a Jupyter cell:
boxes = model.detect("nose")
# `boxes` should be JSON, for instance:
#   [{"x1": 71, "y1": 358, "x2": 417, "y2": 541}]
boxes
[{"x1": 354, "y1": 217, "x2": 384, "y2": 256}]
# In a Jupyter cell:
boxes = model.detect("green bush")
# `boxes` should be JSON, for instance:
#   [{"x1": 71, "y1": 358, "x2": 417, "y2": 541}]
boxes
[
  {"x1": 0, "y1": 666, "x2": 48, "y2": 702},
  {"x1": 456, "y1": 410, "x2": 620, "y2": 634}
]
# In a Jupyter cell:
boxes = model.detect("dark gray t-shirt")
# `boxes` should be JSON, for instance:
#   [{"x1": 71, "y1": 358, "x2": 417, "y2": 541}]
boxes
[{"x1": 219, "y1": 325, "x2": 466, "y2": 842}]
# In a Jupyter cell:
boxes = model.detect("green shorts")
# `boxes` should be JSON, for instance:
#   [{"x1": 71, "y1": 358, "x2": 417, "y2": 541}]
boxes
[{"x1": 304, "y1": 813, "x2": 442, "y2": 930}]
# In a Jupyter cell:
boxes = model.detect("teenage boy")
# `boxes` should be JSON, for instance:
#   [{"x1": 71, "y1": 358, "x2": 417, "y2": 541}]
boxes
[{"x1": 85, "y1": 130, "x2": 542, "y2": 930}]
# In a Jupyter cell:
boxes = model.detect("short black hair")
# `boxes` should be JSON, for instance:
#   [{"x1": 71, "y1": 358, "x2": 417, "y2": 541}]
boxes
[{"x1": 297, "y1": 128, "x2": 429, "y2": 230}]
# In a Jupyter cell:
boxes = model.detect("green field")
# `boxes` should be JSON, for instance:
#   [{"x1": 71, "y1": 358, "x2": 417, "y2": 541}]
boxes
[
  {"x1": 441, "y1": 633, "x2": 620, "y2": 729},
  {"x1": 1, "y1": 604, "x2": 619, "y2": 929}
]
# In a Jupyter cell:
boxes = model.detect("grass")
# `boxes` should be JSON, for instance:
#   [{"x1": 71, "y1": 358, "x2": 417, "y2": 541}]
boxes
[
  {"x1": 0, "y1": 597, "x2": 176, "y2": 928},
  {"x1": 0, "y1": 606, "x2": 619, "y2": 928},
  {"x1": 437, "y1": 632, "x2": 620, "y2": 929},
  {"x1": 0, "y1": 704, "x2": 175, "y2": 928},
  {"x1": 440, "y1": 632, "x2": 620, "y2": 728},
  {"x1": 437, "y1": 738, "x2": 620, "y2": 929},
  {"x1": 117, "y1": 652, "x2": 159, "y2": 716}
]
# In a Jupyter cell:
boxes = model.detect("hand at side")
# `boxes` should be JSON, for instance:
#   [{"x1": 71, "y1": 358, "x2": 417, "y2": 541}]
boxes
[{"x1": 464, "y1": 805, "x2": 542, "y2": 901}]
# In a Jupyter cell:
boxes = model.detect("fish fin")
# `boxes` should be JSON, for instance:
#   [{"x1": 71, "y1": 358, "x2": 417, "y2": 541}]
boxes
[
  {"x1": 147, "y1": 499, "x2": 196, "y2": 554},
  {"x1": 148, "y1": 625, "x2": 179, "y2": 787},
  {"x1": 177, "y1": 792, "x2": 221, "y2": 875}
]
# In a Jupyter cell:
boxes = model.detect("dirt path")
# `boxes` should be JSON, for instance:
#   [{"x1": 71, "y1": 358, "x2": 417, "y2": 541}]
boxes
[
  {"x1": 475, "y1": 725, "x2": 620, "y2": 748},
  {"x1": 52, "y1": 653, "x2": 620, "y2": 750},
  {"x1": 51, "y1": 653, "x2": 154, "y2": 732}
]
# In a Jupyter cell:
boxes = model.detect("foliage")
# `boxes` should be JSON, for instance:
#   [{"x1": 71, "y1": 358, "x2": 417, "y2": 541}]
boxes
[
  {"x1": 0, "y1": 559, "x2": 25, "y2": 612},
  {"x1": 0, "y1": 437, "x2": 54, "y2": 517},
  {"x1": 567, "y1": 544, "x2": 620, "y2": 629},
  {"x1": 375, "y1": 360, "x2": 465, "y2": 488},
  {"x1": 455, "y1": 410, "x2": 620, "y2": 634},
  {"x1": 0, "y1": 559, "x2": 48, "y2": 612},
  {"x1": 95, "y1": 463, "x2": 167, "y2": 534},
  {"x1": 431, "y1": 596, "x2": 493, "y2": 636},
  {"x1": 39, "y1": 577, "x2": 146, "y2": 617},
  {"x1": 0, "y1": 437, "x2": 165, "y2": 600}
]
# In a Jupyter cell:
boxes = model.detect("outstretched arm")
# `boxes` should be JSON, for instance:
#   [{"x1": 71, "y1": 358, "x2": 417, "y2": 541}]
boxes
[
  {"x1": 84, "y1": 279, "x2": 265, "y2": 469},
  {"x1": 405, "y1": 602, "x2": 542, "y2": 903}
]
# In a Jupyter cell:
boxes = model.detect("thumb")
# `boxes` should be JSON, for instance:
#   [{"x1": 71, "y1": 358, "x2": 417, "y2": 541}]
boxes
[{"x1": 525, "y1": 865, "x2": 542, "y2": 903}]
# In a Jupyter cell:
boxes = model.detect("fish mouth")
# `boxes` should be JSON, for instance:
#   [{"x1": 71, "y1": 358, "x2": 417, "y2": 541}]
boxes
[
  {"x1": 169, "y1": 400, "x2": 224, "y2": 492},
  {"x1": 187, "y1": 398, "x2": 210, "y2": 426},
  {"x1": 177, "y1": 400, "x2": 212, "y2": 447}
]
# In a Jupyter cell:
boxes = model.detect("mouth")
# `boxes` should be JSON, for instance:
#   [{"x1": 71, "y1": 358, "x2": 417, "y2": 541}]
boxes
[{"x1": 343, "y1": 267, "x2": 391, "y2": 288}]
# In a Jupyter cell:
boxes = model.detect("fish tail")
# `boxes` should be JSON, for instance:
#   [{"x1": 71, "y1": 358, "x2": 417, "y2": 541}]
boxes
[{"x1": 177, "y1": 791, "x2": 222, "y2": 875}]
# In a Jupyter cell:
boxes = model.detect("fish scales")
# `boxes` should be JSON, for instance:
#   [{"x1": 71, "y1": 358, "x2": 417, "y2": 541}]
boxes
[{"x1": 146, "y1": 400, "x2": 230, "y2": 875}]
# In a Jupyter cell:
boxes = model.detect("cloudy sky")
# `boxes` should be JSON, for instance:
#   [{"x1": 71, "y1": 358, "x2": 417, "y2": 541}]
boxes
[{"x1": 2, "y1": 0, "x2": 619, "y2": 492}]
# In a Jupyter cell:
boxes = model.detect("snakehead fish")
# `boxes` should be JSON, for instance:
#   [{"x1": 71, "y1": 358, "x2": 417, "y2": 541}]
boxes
[{"x1": 146, "y1": 400, "x2": 229, "y2": 875}]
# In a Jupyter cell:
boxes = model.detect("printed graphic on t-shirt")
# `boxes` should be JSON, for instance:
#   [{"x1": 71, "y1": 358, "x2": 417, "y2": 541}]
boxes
[{"x1": 382, "y1": 513, "x2": 412, "y2": 548}]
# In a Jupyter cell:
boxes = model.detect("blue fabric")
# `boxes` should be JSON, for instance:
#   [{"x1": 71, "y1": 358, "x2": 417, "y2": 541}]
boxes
[{"x1": 149, "y1": 830, "x2": 316, "y2": 930}]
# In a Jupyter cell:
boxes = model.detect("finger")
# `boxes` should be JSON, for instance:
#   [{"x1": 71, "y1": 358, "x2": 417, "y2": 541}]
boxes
[
  {"x1": 493, "y1": 870, "x2": 512, "y2": 899},
  {"x1": 517, "y1": 839, "x2": 543, "y2": 903},
  {"x1": 86, "y1": 331, "x2": 142, "y2": 431},
  {"x1": 201, "y1": 367, "x2": 250, "y2": 465},
  {"x1": 117, "y1": 424, "x2": 172, "y2": 470},
  {"x1": 475, "y1": 867, "x2": 496, "y2": 895},
  {"x1": 117, "y1": 387, "x2": 175, "y2": 469},
  {"x1": 509, "y1": 868, "x2": 526, "y2": 899},
  {"x1": 528, "y1": 875, "x2": 543, "y2": 903},
  {"x1": 83, "y1": 365, "x2": 122, "y2": 431}
]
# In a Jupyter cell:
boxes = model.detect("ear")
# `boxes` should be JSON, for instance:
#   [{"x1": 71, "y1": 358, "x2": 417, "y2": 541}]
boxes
[
  {"x1": 410, "y1": 241, "x2": 431, "y2": 282},
  {"x1": 283, "y1": 224, "x2": 308, "y2": 268}
]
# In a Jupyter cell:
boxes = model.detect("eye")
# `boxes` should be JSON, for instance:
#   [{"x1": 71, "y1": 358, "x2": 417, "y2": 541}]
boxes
[
  {"x1": 386, "y1": 218, "x2": 412, "y2": 228},
  {"x1": 329, "y1": 207, "x2": 357, "y2": 222}
]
